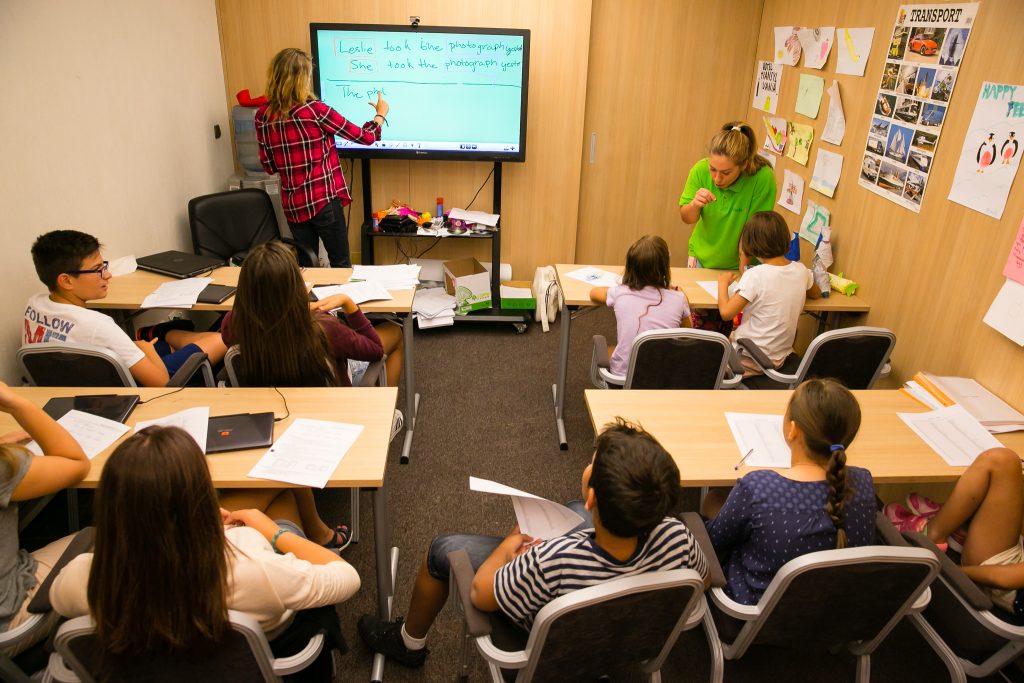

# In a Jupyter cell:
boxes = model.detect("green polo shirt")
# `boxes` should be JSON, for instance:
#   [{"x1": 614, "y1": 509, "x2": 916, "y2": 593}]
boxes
[{"x1": 679, "y1": 159, "x2": 776, "y2": 270}]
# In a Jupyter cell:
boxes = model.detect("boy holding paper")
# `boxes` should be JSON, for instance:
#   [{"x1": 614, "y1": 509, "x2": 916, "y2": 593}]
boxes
[
  {"x1": 358, "y1": 419, "x2": 709, "y2": 668},
  {"x1": 23, "y1": 230, "x2": 226, "y2": 387}
]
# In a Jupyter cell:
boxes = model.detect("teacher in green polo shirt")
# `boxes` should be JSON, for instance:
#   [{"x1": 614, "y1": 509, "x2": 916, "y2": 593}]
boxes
[{"x1": 679, "y1": 121, "x2": 776, "y2": 333}]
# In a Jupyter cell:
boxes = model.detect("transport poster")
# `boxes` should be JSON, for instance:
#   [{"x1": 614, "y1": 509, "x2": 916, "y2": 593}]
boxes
[{"x1": 857, "y1": 3, "x2": 977, "y2": 213}]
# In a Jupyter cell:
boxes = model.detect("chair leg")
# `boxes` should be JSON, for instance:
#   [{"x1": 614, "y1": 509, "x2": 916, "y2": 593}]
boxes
[
  {"x1": 855, "y1": 654, "x2": 870, "y2": 683},
  {"x1": 703, "y1": 606, "x2": 725, "y2": 683},
  {"x1": 457, "y1": 621, "x2": 472, "y2": 681},
  {"x1": 349, "y1": 488, "x2": 360, "y2": 544},
  {"x1": 907, "y1": 614, "x2": 967, "y2": 683}
]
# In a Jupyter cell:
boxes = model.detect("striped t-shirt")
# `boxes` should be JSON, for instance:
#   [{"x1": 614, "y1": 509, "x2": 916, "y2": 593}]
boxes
[{"x1": 493, "y1": 518, "x2": 708, "y2": 629}]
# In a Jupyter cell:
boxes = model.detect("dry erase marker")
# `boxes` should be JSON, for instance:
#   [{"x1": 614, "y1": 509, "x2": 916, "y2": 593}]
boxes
[{"x1": 734, "y1": 448, "x2": 754, "y2": 470}]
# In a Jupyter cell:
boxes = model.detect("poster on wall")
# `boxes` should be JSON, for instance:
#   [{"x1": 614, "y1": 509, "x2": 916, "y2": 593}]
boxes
[
  {"x1": 752, "y1": 61, "x2": 783, "y2": 114},
  {"x1": 947, "y1": 82, "x2": 1024, "y2": 219},
  {"x1": 856, "y1": 3, "x2": 978, "y2": 213}
]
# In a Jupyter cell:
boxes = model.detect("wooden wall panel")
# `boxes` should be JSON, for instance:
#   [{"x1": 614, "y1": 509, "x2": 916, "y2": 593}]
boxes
[
  {"x1": 749, "y1": 0, "x2": 1024, "y2": 406},
  {"x1": 576, "y1": 0, "x2": 766, "y2": 265},
  {"x1": 215, "y1": 0, "x2": 592, "y2": 277}
]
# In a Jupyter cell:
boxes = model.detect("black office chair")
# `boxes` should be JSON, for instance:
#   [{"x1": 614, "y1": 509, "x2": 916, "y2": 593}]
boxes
[
  {"x1": 590, "y1": 328, "x2": 744, "y2": 390},
  {"x1": 188, "y1": 189, "x2": 318, "y2": 267},
  {"x1": 737, "y1": 326, "x2": 896, "y2": 390},
  {"x1": 18, "y1": 342, "x2": 214, "y2": 388}
]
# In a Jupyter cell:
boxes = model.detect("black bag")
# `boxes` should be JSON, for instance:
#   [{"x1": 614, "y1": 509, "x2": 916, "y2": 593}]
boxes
[{"x1": 378, "y1": 215, "x2": 418, "y2": 234}]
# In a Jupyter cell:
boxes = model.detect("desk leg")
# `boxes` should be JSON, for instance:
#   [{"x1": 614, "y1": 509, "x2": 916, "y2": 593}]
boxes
[
  {"x1": 371, "y1": 484, "x2": 398, "y2": 683},
  {"x1": 400, "y1": 313, "x2": 419, "y2": 465},
  {"x1": 551, "y1": 300, "x2": 571, "y2": 450}
]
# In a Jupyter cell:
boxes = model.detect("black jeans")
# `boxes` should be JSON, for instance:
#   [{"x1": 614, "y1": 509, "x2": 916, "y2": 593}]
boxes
[{"x1": 288, "y1": 198, "x2": 350, "y2": 267}]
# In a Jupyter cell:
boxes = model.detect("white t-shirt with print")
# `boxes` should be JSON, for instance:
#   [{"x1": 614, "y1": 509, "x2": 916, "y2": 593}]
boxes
[
  {"x1": 22, "y1": 292, "x2": 145, "y2": 369},
  {"x1": 733, "y1": 262, "x2": 813, "y2": 365}
]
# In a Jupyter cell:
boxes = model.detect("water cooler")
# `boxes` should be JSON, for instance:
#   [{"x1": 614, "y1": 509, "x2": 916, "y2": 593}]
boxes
[{"x1": 228, "y1": 105, "x2": 292, "y2": 242}]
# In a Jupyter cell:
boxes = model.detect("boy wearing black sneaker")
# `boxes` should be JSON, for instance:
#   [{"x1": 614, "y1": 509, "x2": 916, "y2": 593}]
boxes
[
  {"x1": 24, "y1": 230, "x2": 226, "y2": 386},
  {"x1": 358, "y1": 419, "x2": 709, "y2": 667}
]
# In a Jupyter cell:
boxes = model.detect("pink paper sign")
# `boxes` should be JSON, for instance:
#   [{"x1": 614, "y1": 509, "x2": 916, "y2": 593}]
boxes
[{"x1": 1004, "y1": 216, "x2": 1024, "y2": 285}]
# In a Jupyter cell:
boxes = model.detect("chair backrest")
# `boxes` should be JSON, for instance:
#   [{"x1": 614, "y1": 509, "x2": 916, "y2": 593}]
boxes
[
  {"x1": 515, "y1": 569, "x2": 706, "y2": 682},
  {"x1": 53, "y1": 611, "x2": 298, "y2": 683},
  {"x1": 730, "y1": 546, "x2": 938, "y2": 653},
  {"x1": 223, "y1": 345, "x2": 341, "y2": 388},
  {"x1": 625, "y1": 328, "x2": 735, "y2": 389},
  {"x1": 188, "y1": 189, "x2": 282, "y2": 263},
  {"x1": 18, "y1": 342, "x2": 136, "y2": 387},
  {"x1": 797, "y1": 326, "x2": 896, "y2": 389}
]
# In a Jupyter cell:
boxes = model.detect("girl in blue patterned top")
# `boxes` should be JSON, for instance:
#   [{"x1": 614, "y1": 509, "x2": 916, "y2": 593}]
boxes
[{"x1": 704, "y1": 379, "x2": 876, "y2": 605}]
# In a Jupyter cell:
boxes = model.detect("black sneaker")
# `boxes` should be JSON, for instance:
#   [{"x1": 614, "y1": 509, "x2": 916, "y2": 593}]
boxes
[{"x1": 357, "y1": 615, "x2": 428, "y2": 668}]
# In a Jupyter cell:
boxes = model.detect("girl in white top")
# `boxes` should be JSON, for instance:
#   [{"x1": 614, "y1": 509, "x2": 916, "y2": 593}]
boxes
[
  {"x1": 717, "y1": 211, "x2": 820, "y2": 375},
  {"x1": 50, "y1": 426, "x2": 359, "y2": 664},
  {"x1": 590, "y1": 235, "x2": 691, "y2": 377}
]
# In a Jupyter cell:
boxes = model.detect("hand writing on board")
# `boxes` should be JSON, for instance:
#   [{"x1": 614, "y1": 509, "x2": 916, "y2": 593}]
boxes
[
  {"x1": 370, "y1": 92, "x2": 389, "y2": 118},
  {"x1": 691, "y1": 188, "x2": 717, "y2": 210}
]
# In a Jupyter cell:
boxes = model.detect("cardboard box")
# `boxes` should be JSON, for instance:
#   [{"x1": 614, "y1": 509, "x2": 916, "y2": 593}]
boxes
[
  {"x1": 499, "y1": 280, "x2": 536, "y2": 310},
  {"x1": 444, "y1": 258, "x2": 491, "y2": 314}
]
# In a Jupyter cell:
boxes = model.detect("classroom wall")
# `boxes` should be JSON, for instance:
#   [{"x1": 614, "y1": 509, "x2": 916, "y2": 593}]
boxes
[
  {"x1": 748, "y1": 0, "x2": 1024, "y2": 405},
  {"x1": 215, "y1": 0, "x2": 593, "y2": 278},
  {"x1": 0, "y1": 0, "x2": 234, "y2": 384}
]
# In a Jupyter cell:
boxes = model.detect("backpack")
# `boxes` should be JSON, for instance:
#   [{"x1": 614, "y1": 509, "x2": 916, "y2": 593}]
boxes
[{"x1": 532, "y1": 266, "x2": 563, "y2": 332}]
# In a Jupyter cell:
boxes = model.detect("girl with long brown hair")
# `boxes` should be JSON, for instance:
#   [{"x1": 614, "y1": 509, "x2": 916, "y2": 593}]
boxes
[{"x1": 702, "y1": 378, "x2": 876, "y2": 605}]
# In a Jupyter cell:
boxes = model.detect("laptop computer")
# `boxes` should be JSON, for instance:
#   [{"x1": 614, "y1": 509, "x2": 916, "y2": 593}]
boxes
[
  {"x1": 206, "y1": 412, "x2": 275, "y2": 454},
  {"x1": 43, "y1": 394, "x2": 140, "y2": 423},
  {"x1": 136, "y1": 250, "x2": 226, "y2": 279}
]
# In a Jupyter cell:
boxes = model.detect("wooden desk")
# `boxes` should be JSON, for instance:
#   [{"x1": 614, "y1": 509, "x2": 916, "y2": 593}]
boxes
[
  {"x1": 90, "y1": 267, "x2": 420, "y2": 463},
  {"x1": 585, "y1": 389, "x2": 1024, "y2": 487},
  {"x1": 550, "y1": 264, "x2": 872, "y2": 450}
]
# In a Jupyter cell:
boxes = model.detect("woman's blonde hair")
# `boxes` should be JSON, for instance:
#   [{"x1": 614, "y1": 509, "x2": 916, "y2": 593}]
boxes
[
  {"x1": 265, "y1": 48, "x2": 316, "y2": 117},
  {"x1": 709, "y1": 121, "x2": 770, "y2": 176},
  {"x1": 0, "y1": 444, "x2": 25, "y2": 478}
]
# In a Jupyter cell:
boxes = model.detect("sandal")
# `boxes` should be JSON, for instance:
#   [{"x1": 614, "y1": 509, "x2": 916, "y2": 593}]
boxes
[{"x1": 322, "y1": 524, "x2": 352, "y2": 552}]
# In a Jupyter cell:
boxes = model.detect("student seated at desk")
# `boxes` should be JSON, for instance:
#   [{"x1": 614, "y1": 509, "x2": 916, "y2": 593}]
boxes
[
  {"x1": 716, "y1": 211, "x2": 820, "y2": 377},
  {"x1": 702, "y1": 379, "x2": 876, "y2": 605},
  {"x1": 357, "y1": 419, "x2": 709, "y2": 668},
  {"x1": 23, "y1": 230, "x2": 227, "y2": 387},
  {"x1": 220, "y1": 241, "x2": 403, "y2": 388},
  {"x1": 0, "y1": 383, "x2": 89, "y2": 656},
  {"x1": 589, "y1": 235, "x2": 691, "y2": 377},
  {"x1": 49, "y1": 426, "x2": 358, "y2": 674}
]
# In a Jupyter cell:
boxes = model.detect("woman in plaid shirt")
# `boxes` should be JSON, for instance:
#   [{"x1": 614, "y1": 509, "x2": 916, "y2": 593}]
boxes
[{"x1": 256, "y1": 48, "x2": 389, "y2": 267}]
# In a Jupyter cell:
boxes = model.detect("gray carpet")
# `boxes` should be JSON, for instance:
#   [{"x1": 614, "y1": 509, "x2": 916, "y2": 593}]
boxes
[{"x1": 318, "y1": 307, "x2": 1005, "y2": 682}]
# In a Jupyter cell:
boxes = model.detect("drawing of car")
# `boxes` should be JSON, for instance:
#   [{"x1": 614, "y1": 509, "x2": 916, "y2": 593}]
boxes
[{"x1": 909, "y1": 35, "x2": 938, "y2": 55}]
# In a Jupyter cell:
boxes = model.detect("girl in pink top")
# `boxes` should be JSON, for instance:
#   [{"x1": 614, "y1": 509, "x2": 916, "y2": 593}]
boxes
[{"x1": 590, "y1": 235, "x2": 691, "y2": 376}]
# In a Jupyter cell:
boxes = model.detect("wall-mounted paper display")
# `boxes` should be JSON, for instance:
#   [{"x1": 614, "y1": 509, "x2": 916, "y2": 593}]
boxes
[
  {"x1": 786, "y1": 122, "x2": 814, "y2": 165},
  {"x1": 763, "y1": 116, "x2": 788, "y2": 155},
  {"x1": 752, "y1": 61, "x2": 783, "y2": 114},
  {"x1": 836, "y1": 27, "x2": 875, "y2": 76},
  {"x1": 984, "y1": 279, "x2": 1024, "y2": 346},
  {"x1": 799, "y1": 200, "x2": 830, "y2": 244},
  {"x1": 797, "y1": 27, "x2": 835, "y2": 69},
  {"x1": 1003, "y1": 216, "x2": 1024, "y2": 286},
  {"x1": 821, "y1": 81, "x2": 846, "y2": 144},
  {"x1": 810, "y1": 149, "x2": 844, "y2": 198},
  {"x1": 778, "y1": 169, "x2": 805, "y2": 215},
  {"x1": 774, "y1": 26, "x2": 802, "y2": 66},
  {"x1": 796, "y1": 74, "x2": 825, "y2": 119}
]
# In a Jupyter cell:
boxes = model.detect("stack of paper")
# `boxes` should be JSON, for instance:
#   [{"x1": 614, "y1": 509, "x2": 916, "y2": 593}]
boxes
[
  {"x1": 311, "y1": 281, "x2": 393, "y2": 305},
  {"x1": 141, "y1": 277, "x2": 212, "y2": 309},
  {"x1": 898, "y1": 405, "x2": 1003, "y2": 466},
  {"x1": 469, "y1": 477, "x2": 585, "y2": 540},
  {"x1": 351, "y1": 264, "x2": 420, "y2": 290},
  {"x1": 563, "y1": 266, "x2": 621, "y2": 289},
  {"x1": 902, "y1": 372, "x2": 1024, "y2": 433},
  {"x1": 413, "y1": 287, "x2": 456, "y2": 329},
  {"x1": 449, "y1": 208, "x2": 500, "y2": 227}
]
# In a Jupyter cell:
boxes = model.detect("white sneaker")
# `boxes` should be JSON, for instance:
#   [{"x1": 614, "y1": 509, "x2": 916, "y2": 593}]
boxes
[{"x1": 390, "y1": 409, "x2": 404, "y2": 442}]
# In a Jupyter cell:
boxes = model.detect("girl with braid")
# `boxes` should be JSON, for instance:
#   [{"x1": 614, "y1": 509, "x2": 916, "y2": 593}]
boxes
[{"x1": 702, "y1": 379, "x2": 877, "y2": 604}]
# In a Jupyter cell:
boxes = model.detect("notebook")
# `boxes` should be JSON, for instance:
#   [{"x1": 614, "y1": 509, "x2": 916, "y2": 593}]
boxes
[
  {"x1": 197, "y1": 284, "x2": 237, "y2": 304},
  {"x1": 43, "y1": 395, "x2": 140, "y2": 424},
  {"x1": 136, "y1": 250, "x2": 226, "y2": 279},
  {"x1": 205, "y1": 412, "x2": 275, "y2": 454}
]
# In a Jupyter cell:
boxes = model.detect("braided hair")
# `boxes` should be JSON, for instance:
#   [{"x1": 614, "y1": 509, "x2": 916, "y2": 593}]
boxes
[{"x1": 786, "y1": 379, "x2": 862, "y2": 548}]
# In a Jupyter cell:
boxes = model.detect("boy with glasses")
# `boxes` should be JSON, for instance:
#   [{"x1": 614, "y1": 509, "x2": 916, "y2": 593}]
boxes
[{"x1": 23, "y1": 230, "x2": 226, "y2": 386}]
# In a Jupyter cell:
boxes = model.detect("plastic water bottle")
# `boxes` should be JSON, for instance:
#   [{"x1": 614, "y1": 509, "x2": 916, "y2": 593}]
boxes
[{"x1": 813, "y1": 255, "x2": 831, "y2": 298}]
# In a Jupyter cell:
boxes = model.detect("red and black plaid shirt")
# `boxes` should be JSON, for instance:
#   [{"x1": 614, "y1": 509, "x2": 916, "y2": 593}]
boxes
[{"x1": 255, "y1": 100, "x2": 381, "y2": 223}]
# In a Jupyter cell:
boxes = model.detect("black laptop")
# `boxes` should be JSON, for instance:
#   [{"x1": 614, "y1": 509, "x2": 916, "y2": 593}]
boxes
[
  {"x1": 43, "y1": 394, "x2": 140, "y2": 423},
  {"x1": 206, "y1": 412, "x2": 275, "y2": 453},
  {"x1": 137, "y1": 250, "x2": 226, "y2": 279}
]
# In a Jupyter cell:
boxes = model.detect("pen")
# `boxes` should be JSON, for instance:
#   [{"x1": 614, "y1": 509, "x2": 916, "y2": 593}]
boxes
[{"x1": 734, "y1": 448, "x2": 754, "y2": 471}]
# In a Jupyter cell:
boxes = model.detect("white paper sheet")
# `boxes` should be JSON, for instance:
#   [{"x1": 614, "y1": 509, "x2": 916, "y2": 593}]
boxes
[
  {"x1": 774, "y1": 26, "x2": 802, "y2": 66},
  {"x1": 928, "y1": 375, "x2": 1024, "y2": 426},
  {"x1": 797, "y1": 27, "x2": 835, "y2": 69},
  {"x1": 133, "y1": 407, "x2": 210, "y2": 453},
  {"x1": 697, "y1": 281, "x2": 719, "y2": 299},
  {"x1": 469, "y1": 477, "x2": 585, "y2": 540},
  {"x1": 821, "y1": 81, "x2": 846, "y2": 145},
  {"x1": 311, "y1": 280, "x2": 393, "y2": 305},
  {"x1": 27, "y1": 409, "x2": 129, "y2": 460},
  {"x1": 752, "y1": 61, "x2": 783, "y2": 114},
  {"x1": 724, "y1": 413, "x2": 791, "y2": 469},
  {"x1": 809, "y1": 149, "x2": 844, "y2": 198},
  {"x1": 107, "y1": 256, "x2": 138, "y2": 277},
  {"x1": 140, "y1": 277, "x2": 213, "y2": 309},
  {"x1": 799, "y1": 201, "x2": 830, "y2": 244},
  {"x1": 247, "y1": 418, "x2": 363, "y2": 488},
  {"x1": 448, "y1": 208, "x2": 500, "y2": 227},
  {"x1": 898, "y1": 405, "x2": 1003, "y2": 467},
  {"x1": 763, "y1": 115, "x2": 788, "y2": 155},
  {"x1": 777, "y1": 169, "x2": 805, "y2": 215},
  {"x1": 795, "y1": 74, "x2": 825, "y2": 119},
  {"x1": 835, "y1": 27, "x2": 875, "y2": 76},
  {"x1": 564, "y1": 267, "x2": 621, "y2": 288},
  {"x1": 984, "y1": 279, "x2": 1024, "y2": 346},
  {"x1": 904, "y1": 381, "x2": 946, "y2": 411}
]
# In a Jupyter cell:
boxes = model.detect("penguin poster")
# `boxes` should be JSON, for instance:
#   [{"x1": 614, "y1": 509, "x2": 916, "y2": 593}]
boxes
[
  {"x1": 948, "y1": 82, "x2": 1024, "y2": 219},
  {"x1": 857, "y1": 3, "x2": 978, "y2": 213}
]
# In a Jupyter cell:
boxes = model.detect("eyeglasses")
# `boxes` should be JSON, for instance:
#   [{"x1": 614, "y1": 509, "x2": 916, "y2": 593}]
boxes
[{"x1": 66, "y1": 261, "x2": 110, "y2": 276}]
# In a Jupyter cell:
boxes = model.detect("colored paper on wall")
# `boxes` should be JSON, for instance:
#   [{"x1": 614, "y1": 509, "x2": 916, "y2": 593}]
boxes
[
  {"x1": 821, "y1": 80, "x2": 846, "y2": 145},
  {"x1": 797, "y1": 27, "x2": 835, "y2": 69},
  {"x1": 763, "y1": 115, "x2": 788, "y2": 155},
  {"x1": 757, "y1": 150, "x2": 777, "y2": 168},
  {"x1": 796, "y1": 74, "x2": 825, "y2": 119},
  {"x1": 810, "y1": 148, "x2": 844, "y2": 198},
  {"x1": 984, "y1": 279, "x2": 1024, "y2": 346},
  {"x1": 836, "y1": 27, "x2": 876, "y2": 76},
  {"x1": 1003, "y1": 216, "x2": 1024, "y2": 285},
  {"x1": 774, "y1": 26, "x2": 802, "y2": 66},
  {"x1": 752, "y1": 61, "x2": 783, "y2": 114},
  {"x1": 947, "y1": 82, "x2": 1024, "y2": 220},
  {"x1": 799, "y1": 201, "x2": 830, "y2": 244},
  {"x1": 786, "y1": 122, "x2": 814, "y2": 165},
  {"x1": 778, "y1": 169, "x2": 804, "y2": 215}
]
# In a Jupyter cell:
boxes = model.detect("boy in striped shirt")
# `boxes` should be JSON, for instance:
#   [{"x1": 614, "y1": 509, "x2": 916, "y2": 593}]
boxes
[{"x1": 358, "y1": 419, "x2": 709, "y2": 667}]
